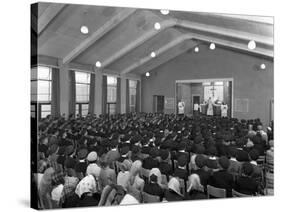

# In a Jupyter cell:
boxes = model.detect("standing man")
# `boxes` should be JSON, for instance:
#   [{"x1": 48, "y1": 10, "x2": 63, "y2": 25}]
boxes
[
  {"x1": 206, "y1": 97, "x2": 214, "y2": 116},
  {"x1": 178, "y1": 100, "x2": 185, "y2": 116},
  {"x1": 221, "y1": 102, "x2": 228, "y2": 117}
]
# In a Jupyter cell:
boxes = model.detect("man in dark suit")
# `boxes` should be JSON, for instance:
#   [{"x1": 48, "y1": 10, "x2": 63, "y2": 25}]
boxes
[
  {"x1": 209, "y1": 156, "x2": 234, "y2": 197},
  {"x1": 174, "y1": 155, "x2": 189, "y2": 181},
  {"x1": 193, "y1": 154, "x2": 210, "y2": 187},
  {"x1": 159, "y1": 149, "x2": 173, "y2": 178},
  {"x1": 143, "y1": 147, "x2": 159, "y2": 169}
]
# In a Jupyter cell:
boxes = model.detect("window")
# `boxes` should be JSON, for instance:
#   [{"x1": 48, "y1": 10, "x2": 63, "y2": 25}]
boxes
[
  {"x1": 75, "y1": 71, "x2": 90, "y2": 116},
  {"x1": 129, "y1": 80, "x2": 137, "y2": 112},
  {"x1": 31, "y1": 66, "x2": 52, "y2": 119},
  {"x1": 107, "y1": 76, "x2": 117, "y2": 114}
]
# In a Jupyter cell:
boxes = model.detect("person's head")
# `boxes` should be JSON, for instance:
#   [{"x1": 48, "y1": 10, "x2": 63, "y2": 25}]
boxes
[
  {"x1": 160, "y1": 149, "x2": 170, "y2": 162},
  {"x1": 119, "y1": 159, "x2": 132, "y2": 172},
  {"x1": 86, "y1": 163, "x2": 101, "y2": 179},
  {"x1": 195, "y1": 154, "x2": 206, "y2": 169},
  {"x1": 187, "y1": 174, "x2": 202, "y2": 192},
  {"x1": 99, "y1": 154, "x2": 109, "y2": 169},
  {"x1": 75, "y1": 175, "x2": 97, "y2": 198},
  {"x1": 87, "y1": 151, "x2": 98, "y2": 163},
  {"x1": 241, "y1": 162, "x2": 254, "y2": 177},
  {"x1": 177, "y1": 155, "x2": 188, "y2": 167},
  {"x1": 218, "y1": 156, "x2": 230, "y2": 170},
  {"x1": 149, "y1": 168, "x2": 162, "y2": 185},
  {"x1": 168, "y1": 177, "x2": 182, "y2": 196},
  {"x1": 129, "y1": 160, "x2": 142, "y2": 177},
  {"x1": 249, "y1": 149, "x2": 260, "y2": 161}
]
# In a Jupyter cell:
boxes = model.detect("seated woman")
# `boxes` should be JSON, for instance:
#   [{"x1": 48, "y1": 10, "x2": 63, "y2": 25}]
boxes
[
  {"x1": 185, "y1": 174, "x2": 207, "y2": 200},
  {"x1": 164, "y1": 177, "x2": 184, "y2": 202},
  {"x1": 234, "y1": 162, "x2": 259, "y2": 195},
  {"x1": 143, "y1": 168, "x2": 165, "y2": 201},
  {"x1": 117, "y1": 159, "x2": 132, "y2": 190},
  {"x1": 75, "y1": 175, "x2": 100, "y2": 207}
]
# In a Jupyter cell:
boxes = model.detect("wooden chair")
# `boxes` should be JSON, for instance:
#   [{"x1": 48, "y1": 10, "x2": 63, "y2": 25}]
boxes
[
  {"x1": 207, "y1": 185, "x2": 226, "y2": 198},
  {"x1": 142, "y1": 192, "x2": 160, "y2": 203},
  {"x1": 232, "y1": 189, "x2": 252, "y2": 197}
]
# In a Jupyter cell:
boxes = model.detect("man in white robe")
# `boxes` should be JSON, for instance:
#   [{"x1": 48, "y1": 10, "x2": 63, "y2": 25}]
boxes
[
  {"x1": 178, "y1": 100, "x2": 185, "y2": 115},
  {"x1": 206, "y1": 98, "x2": 214, "y2": 116},
  {"x1": 221, "y1": 103, "x2": 228, "y2": 117}
]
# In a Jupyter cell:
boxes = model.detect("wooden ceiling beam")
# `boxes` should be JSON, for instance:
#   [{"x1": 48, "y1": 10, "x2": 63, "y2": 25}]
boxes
[{"x1": 62, "y1": 8, "x2": 136, "y2": 64}]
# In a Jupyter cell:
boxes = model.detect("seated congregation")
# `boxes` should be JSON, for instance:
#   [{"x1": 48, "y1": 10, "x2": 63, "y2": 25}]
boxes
[{"x1": 33, "y1": 113, "x2": 274, "y2": 209}]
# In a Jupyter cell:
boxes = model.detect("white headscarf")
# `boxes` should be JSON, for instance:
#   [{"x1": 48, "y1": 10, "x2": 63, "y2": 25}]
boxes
[
  {"x1": 75, "y1": 175, "x2": 97, "y2": 198},
  {"x1": 149, "y1": 168, "x2": 162, "y2": 185},
  {"x1": 168, "y1": 177, "x2": 182, "y2": 196},
  {"x1": 86, "y1": 163, "x2": 101, "y2": 178},
  {"x1": 187, "y1": 174, "x2": 203, "y2": 192},
  {"x1": 119, "y1": 194, "x2": 139, "y2": 205}
]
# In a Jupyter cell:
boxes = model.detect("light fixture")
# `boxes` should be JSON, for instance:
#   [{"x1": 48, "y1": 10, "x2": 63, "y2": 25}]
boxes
[
  {"x1": 154, "y1": 22, "x2": 161, "y2": 30},
  {"x1": 150, "y1": 51, "x2": 156, "y2": 58},
  {"x1": 95, "y1": 61, "x2": 101, "y2": 68},
  {"x1": 145, "y1": 72, "x2": 150, "y2": 77},
  {"x1": 194, "y1": 46, "x2": 199, "y2": 53},
  {"x1": 209, "y1": 43, "x2": 216, "y2": 50},
  {"x1": 248, "y1": 40, "x2": 256, "y2": 50},
  {"x1": 260, "y1": 63, "x2": 266, "y2": 70},
  {"x1": 80, "y1": 25, "x2": 89, "y2": 34},
  {"x1": 160, "y1": 9, "x2": 169, "y2": 15}
]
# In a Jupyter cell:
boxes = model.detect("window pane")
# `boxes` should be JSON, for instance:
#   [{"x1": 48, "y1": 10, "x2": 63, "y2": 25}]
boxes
[
  {"x1": 41, "y1": 111, "x2": 51, "y2": 118},
  {"x1": 108, "y1": 104, "x2": 116, "y2": 114},
  {"x1": 31, "y1": 94, "x2": 37, "y2": 102},
  {"x1": 214, "y1": 81, "x2": 223, "y2": 86},
  {"x1": 107, "y1": 76, "x2": 117, "y2": 85},
  {"x1": 75, "y1": 72, "x2": 90, "y2": 83},
  {"x1": 107, "y1": 86, "x2": 116, "y2": 102},
  {"x1": 31, "y1": 81, "x2": 37, "y2": 94},
  {"x1": 82, "y1": 104, "x2": 88, "y2": 110},
  {"x1": 31, "y1": 105, "x2": 35, "y2": 111},
  {"x1": 76, "y1": 84, "x2": 89, "y2": 102},
  {"x1": 38, "y1": 80, "x2": 51, "y2": 94},
  {"x1": 41, "y1": 104, "x2": 51, "y2": 111},
  {"x1": 38, "y1": 66, "x2": 51, "y2": 80},
  {"x1": 82, "y1": 110, "x2": 88, "y2": 116},
  {"x1": 129, "y1": 80, "x2": 137, "y2": 88},
  {"x1": 202, "y1": 82, "x2": 211, "y2": 86},
  {"x1": 38, "y1": 94, "x2": 51, "y2": 102}
]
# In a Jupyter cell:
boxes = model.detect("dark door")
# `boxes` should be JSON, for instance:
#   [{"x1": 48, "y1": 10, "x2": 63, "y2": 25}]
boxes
[{"x1": 153, "y1": 95, "x2": 164, "y2": 113}]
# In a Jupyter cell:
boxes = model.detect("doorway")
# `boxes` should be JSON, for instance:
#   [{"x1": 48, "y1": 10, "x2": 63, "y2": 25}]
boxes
[
  {"x1": 153, "y1": 95, "x2": 164, "y2": 113},
  {"x1": 192, "y1": 95, "x2": 200, "y2": 113}
]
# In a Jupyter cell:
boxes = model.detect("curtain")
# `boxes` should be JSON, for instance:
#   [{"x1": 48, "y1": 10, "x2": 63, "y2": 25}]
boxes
[
  {"x1": 51, "y1": 68, "x2": 60, "y2": 117},
  {"x1": 68, "y1": 70, "x2": 76, "y2": 116},
  {"x1": 126, "y1": 79, "x2": 130, "y2": 113},
  {"x1": 102, "y1": 75, "x2": 107, "y2": 114},
  {"x1": 116, "y1": 77, "x2": 121, "y2": 114},
  {"x1": 136, "y1": 80, "x2": 140, "y2": 113},
  {"x1": 89, "y1": 73, "x2": 95, "y2": 115}
]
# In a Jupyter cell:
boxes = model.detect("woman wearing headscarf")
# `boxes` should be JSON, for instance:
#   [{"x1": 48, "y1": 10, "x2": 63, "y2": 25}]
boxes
[
  {"x1": 143, "y1": 168, "x2": 165, "y2": 200},
  {"x1": 75, "y1": 175, "x2": 100, "y2": 207},
  {"x1": 164, "y1": 177, "x2": 184, "y2": 201},
  {"x1": 128, "y1": 160, "x2": 144, "y2": 191},
  {"x1": 117, "y1": 159, "x2": 132, "y2": 189},
  {"x1": 185, "y1": 174, "x2": 206, "y2": 200},
  {"x1": 99, "y1": 155, "x2": 117, "y2": 191},
  {"x1": 38, "y1": 167, "x2": 55, "y2": 209},
  {"x1": 86, "y1": 163, "x2": 101, "y2": 192}
]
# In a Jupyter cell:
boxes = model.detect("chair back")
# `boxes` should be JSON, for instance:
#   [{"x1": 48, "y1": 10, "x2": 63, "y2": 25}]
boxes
[
  {"x1": 232, "y1": 189, "x2": 252, "y2": 197},
  {"x1": 207, "y1": 185, "x2": 226, "y2": 198},
  {"x1": 161, "y1": 175, "x2": 168, "y2": 186},
  {"x1": 142, "y1": 192, "x2": 160, "y2": 203}
]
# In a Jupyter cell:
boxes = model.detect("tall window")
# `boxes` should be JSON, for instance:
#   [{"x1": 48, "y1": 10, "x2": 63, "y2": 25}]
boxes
[
  {"x1": 129, "y1": 80, "x2": 137, "y2": 112},
  {"x1": 31, "y1": 66, "x2": 52, "y2": 119},
  {"x1": 107, "y1": 76, "x2": 117, "y2": 114},
  {"x1": 75, "y1": 71, "x2": 90, "y2": 117}
]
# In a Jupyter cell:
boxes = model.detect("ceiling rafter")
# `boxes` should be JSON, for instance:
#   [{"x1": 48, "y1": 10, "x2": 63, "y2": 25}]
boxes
[
  {"x1": 38, "y1": 4, "x2": 66, "y2": 35},
  {"x1": 101, "y1": 17, "x2": 273, "y2": 70},
  {"x1": 62, "y1": 8, "x2": 137, "y2": 64}
]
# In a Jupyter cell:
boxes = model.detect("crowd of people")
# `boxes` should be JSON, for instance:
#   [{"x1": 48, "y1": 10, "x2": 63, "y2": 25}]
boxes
[{"x1": 32, "y1": 113, "x2": 274, "y2": 209}]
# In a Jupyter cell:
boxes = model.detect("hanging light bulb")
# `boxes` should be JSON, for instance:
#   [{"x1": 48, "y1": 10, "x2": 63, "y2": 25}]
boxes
[
  {"x1": 209, "y1": 43, "x2": 216, "y2": 50},
  {"x1": 260, "y1": 63, "x2": 266, "y2": 70},
  {"x1": 194, "y1": 46, "x2": 199, "y2": 53},
  {"x1": 154, "y1": 22, "x2": 161, "y2": 30},
  {"x1": 248, "y1": 40, "x2": 256, "y2": 50},
  {"x1": 95, "y1": 61, "x2": 101, "y2": 68},
  {"x1": 80, "y1": 25, "x2": 89, "y2": 34},
  {"x1": 145, "y1": 72, "x2": 150, "y2": 77},
  {"x1": 150, "y1": 51, "x2": 156, "y2": 58},
  {"x1": 160, "y1": 9, "x2": 169, "y2": 15}
]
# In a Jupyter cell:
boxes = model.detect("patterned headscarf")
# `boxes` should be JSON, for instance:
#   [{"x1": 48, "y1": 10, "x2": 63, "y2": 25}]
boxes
[
  {"x1": 168, "y1": 177, "x2": 182, "y2": 196},
  {"x1": 149, "y1": 168, "x2": 162, "y2": 185},
  {"x1": 75, "y1": 175, "x2": 97, "y2": 198}
]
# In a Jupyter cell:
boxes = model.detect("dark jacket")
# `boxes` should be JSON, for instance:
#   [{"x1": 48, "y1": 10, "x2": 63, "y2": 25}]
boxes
[
  {"x1": 235, "y1": 176, "x2": 259, "y2": 195},
  {"x1": 209, "y1": 170, "x2": 234, "y2": 197}
]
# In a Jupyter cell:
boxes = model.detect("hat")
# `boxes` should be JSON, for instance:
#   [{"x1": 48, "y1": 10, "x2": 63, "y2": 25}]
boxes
[
  {"x1": 149, "y1": 147, "x2": 159, "y2": 158},
  {"x1": 87, "y1": 151, "x2": 98, "y2": 162},
  {"x1": 195, "y1": 154, "x2": 206, "y2": 168},
  {"x1": 206, "y1": 158, "x2": 218, "y2": 169},
  {"x1": 219, "y1": 156, "x2": 230, "y2": 170},
  {"x1": 249, "y1": 149, "x2": 260, "y2": 161},
  {"x1": 177, "y1": 155, "x2": 188, "y2": 167},
  {"x1": 242, "y1": 162, "x2": 254, "y2": 176},
  {"x1": 121, "y1": 146, "x2": 130, "y2": 155},
  {"x1": 236, "y1": 150, "x2": 249, "y2": 162},
  {"x1": 78, "y1": 148, "x2": 88, "y2": 160},
  {"x1": 160, "y1": 149, "x2": 169, "y2": 161}
]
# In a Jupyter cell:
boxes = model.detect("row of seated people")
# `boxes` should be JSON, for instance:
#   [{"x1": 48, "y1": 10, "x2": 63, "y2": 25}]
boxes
[{"x1": 34, "y1": 113, "x2": 274, "y2": 209}]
